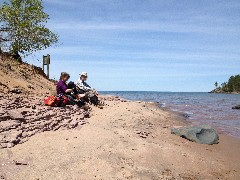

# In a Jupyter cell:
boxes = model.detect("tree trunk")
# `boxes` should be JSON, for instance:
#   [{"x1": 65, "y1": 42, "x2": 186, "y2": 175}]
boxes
[{"x1": 11, "y1": 51, "x2": 23, "y2": 63}]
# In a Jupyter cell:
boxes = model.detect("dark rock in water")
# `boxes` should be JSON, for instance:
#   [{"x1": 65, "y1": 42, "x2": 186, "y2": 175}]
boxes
[
  {"x1": 171, "y1": 124, "x2": 219, "y2": 145},
  {"x1": 232, "y1": 105, "x2": 240, "y2": 109},
  {"x1": 184, "y1": 114, "x2": 191, "y2": 118}
]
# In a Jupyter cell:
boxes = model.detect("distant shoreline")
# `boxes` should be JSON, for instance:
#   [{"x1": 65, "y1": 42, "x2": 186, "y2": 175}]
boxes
[{"x1": 209, "y1": 89, "x2": 240, "y2": 94}]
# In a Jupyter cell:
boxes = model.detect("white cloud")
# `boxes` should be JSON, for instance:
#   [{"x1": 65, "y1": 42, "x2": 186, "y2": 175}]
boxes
[
  {"x1": 40, "y1": 45, "x2": 240, "y2": 61},
  {"x1": 49, "y1": 21, "x2": 239, "y2": 35}
]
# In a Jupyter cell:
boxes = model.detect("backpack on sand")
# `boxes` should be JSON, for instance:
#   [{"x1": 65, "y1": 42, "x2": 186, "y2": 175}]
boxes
[
  {"x1": 44, "y1": 96, "x2": 60, "y2": 107},
  {"x1": 44, "y1": 95, "x2": 69, "y2": 107}
]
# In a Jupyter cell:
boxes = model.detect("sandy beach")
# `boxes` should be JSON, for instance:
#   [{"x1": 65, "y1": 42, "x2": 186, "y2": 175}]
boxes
[
  {"x1": 0, "y1": 55, "x2": 240, "y2": 179},
  {"x1": 1, "y1": 98, "x2": 240, "y2": 180}
]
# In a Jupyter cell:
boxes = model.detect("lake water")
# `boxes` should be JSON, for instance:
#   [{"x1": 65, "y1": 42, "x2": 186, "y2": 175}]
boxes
[{"x1": 100, "y1": 91, "x2": 240, "y2": 138}]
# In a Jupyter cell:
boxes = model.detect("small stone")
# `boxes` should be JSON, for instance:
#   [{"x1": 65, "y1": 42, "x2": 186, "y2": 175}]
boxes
[
  {"x1": 27, "y1": 85, "x2": 34, "y2": 90},
  {"x1": 135, "y1": 130, "x2": 141, "y2": 134},
  {"x1": 69, "y1": 120, "x2": 78, "y2": 128},
  {"x1": 13, "y1": 159, "x2": 29, "y2": 166},
  {"x1": 139, "y1": 135, "x2": 147, "y2": 138}
]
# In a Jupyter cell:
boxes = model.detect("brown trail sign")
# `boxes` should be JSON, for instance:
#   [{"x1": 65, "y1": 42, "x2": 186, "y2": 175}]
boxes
[{"x1": 43, "y1": 54, "x2": 50, "y2": 78}]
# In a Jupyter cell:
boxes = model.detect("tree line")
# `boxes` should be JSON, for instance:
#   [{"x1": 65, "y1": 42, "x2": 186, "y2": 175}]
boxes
[{"x1": 214, "y1": 75, "x2": 240, "y2": 93}]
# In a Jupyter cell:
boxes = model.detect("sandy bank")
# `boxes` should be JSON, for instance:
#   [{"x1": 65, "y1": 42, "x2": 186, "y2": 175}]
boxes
[{"x1": 1, "y1": 98, "x2": 240, "y2": 180}]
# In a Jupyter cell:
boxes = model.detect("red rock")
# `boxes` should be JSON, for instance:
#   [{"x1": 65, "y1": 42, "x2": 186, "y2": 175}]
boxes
[
  {"x1": 0, "y1": 120, "x2": 21, "y2": 131},
  {"x1": 69, "y1": 120, "x2": 78, "y2": 128},
  {"x1": 27, "y1": 129, "x2": 40, "y2": 137},
  {"x1": 0, "y1": 114, "x2": 11, "y2": 121},
  {"x1": 0, "y1": 108, "x2": 5, "y2": 115},
  {"x1": 79, "y1": 114, "x2": 85, "y2": 120},
  {"x1": 0, "y1": 96, "x2": 92, "y2": 148},
  {"x1": 83, "y1": 111, "x2": 90, "y2": 118},
  {"x1": 1, "y1": 130, "x2": 22, "y2": 143},
  {"x1": 7, "y1": 110, "x2": 25, "y2": 121},
  {"x1": 0, "y1": 142, "x2": 9, "y2": 148},
  {"x1": 38, "y1": 111, "x2": 56, "y2": 119},
  {"x1": 0, "y1": 142, "x2": 14, "y2": 148},
  {"x1": 21, "y1": 131, "x2": 28, "y2": 138},
  {"x1": 79, "y1": 120, "x2": 87, "y2": 125}
]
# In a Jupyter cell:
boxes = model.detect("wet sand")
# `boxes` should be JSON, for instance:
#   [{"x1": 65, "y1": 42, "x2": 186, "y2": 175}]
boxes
[{"x1": 1, "y1": 99, "x2": 240, "y2": 179}]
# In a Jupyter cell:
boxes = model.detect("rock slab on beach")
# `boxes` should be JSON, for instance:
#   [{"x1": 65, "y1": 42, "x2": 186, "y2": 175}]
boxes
[
  {"x1": 7, "y1": 110, "x2": 25, "y2": 121},
  {"x1": 0, "y1": 94, "x2": 92, "y2": 148},
  {"x1": 171, "y1": 124, "x2": 219, "y2": 145}
]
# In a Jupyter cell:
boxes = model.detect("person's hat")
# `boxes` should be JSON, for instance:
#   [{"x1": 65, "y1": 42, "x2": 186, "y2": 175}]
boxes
[{"x1": 80, "y1": 72, "x2": 88, "y2": 77}]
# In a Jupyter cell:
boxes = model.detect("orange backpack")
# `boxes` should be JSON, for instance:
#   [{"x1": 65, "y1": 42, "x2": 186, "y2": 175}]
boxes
[{"x1": 44, "y1": 96, "x2": 60, "y2": 107}]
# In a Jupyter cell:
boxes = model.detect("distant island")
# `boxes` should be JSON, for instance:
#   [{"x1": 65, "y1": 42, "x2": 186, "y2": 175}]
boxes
[{"x1": 210, "y1": 74, "x2": 240, "y2": 94}]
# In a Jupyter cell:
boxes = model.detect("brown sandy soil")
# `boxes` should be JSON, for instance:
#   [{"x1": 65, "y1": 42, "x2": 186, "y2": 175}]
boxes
[
  {"x1": 1, "y1": 100, "x2": 240, "y2": 180},
  {"x1": 0, "y1": 53, "x2": 56, "y2": 95}
]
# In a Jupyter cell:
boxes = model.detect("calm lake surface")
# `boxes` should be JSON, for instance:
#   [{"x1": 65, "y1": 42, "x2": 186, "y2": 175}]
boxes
[{"x1": 100, "y1": 91, "x2": 240, "y2": 138}]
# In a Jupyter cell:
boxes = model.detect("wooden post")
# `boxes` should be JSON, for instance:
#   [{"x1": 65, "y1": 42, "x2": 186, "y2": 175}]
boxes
[
  {"x1": 42, "y1": 55, "x2": 45, "y2": 73},
  {"x1": 47, "y1": 54, "x2": 50, "y2": 78},
  {"x1": 43, "y1": 54, "x2": 50, "y2": 78}
]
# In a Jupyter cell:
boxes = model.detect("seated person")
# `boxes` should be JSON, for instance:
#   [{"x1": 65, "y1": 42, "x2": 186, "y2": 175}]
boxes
[
  {"x1": 76, "y1": 72, "x2": 98, "y2": 94},
  {"x1": 56, "y1": 72, "x2": 84, "y2": 105},
  {"x1": 57, "y1": 72, "x2": 71, "y2": 94},
  {"x1": 56, "y1": 72, "x2": 74, "y2": 105},
  {"x1": 76, "y1": 72, "x2": 99, "y2": 105}
]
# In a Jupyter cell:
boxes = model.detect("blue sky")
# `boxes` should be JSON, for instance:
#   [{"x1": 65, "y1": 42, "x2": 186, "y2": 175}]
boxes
[{"x1": 1, "y1": 0, "x2": 240, "y2": 92}]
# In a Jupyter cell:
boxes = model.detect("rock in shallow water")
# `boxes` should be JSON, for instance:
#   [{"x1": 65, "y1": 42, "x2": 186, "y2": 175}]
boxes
[
  {"x1": 171, "y1": 124, "x2": 219, "y2": 145},
  {"x1": 232, "y1": 105, "x2": 240, "y2": 109}
]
